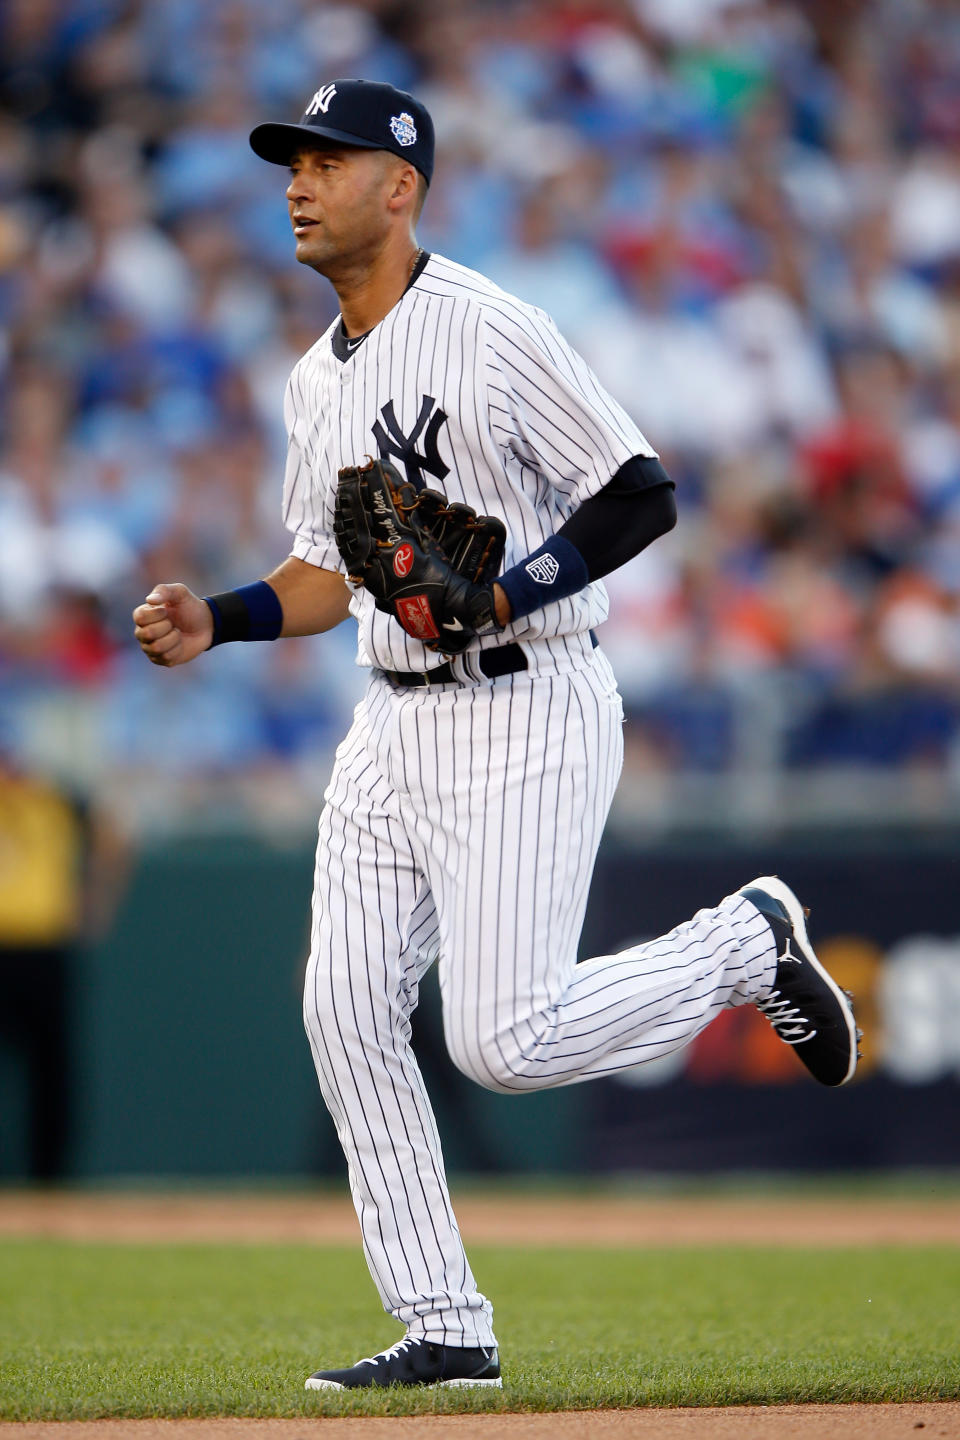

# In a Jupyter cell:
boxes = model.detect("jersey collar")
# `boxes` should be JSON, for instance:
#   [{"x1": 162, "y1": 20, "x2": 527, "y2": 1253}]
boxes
[{"x1": 331, "y1": 249, "x2": 431, "y2": 363}]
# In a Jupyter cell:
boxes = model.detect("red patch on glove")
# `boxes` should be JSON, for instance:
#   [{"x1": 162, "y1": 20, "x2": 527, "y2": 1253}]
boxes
[{"x1": 395, "y1": 595, "x2": 440, "y2": 641}]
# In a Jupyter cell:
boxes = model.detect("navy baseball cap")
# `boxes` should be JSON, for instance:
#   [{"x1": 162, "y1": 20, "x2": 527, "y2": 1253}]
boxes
[{"x1": 250, "y1": 79, "x2": 434, "y2": 184}]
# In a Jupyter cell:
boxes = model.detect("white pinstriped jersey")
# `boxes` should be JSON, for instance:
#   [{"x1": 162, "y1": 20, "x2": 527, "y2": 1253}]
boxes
[
  {"x1": 288, "y1": 255, "x2": 784, "y2": 1359},
  {"x1": 281, "y1": 252, "x2": 656, "y2": 673}
]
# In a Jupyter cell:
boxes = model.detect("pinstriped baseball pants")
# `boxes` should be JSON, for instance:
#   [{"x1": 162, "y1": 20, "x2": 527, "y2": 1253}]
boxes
[{"x1": 303, "y1": 649, "x2": 775, "y2": 1347}]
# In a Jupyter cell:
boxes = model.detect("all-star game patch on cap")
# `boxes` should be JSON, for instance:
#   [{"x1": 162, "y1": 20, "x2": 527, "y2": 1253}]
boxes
[{"x1": 250, "y1": 78, "x2": 434, "y2": 184}]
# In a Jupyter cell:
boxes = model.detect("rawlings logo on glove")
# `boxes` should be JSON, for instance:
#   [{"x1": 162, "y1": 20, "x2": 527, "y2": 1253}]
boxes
[{"x1": 333, "y1": 457, "x2": 506, "y2": 655}]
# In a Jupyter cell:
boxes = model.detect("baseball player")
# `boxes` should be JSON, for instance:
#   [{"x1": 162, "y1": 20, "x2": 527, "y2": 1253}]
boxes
[{"x1": 132, "y1": 79, "x2": 859, "y2": 1392}]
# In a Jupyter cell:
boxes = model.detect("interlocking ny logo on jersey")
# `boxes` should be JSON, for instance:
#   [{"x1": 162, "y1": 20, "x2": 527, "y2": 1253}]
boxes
[
  {"x1": 305, "y1": 84, "x2": 337, "y2": 116},
  {"x1": 373, "y1": 397, "x2": 449, "y2": 491}
]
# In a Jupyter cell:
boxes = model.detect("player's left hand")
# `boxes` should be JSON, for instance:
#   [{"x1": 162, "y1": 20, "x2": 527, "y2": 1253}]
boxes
[{"x1": 334, "y1": 458, "x2": 506, "y2": 655}]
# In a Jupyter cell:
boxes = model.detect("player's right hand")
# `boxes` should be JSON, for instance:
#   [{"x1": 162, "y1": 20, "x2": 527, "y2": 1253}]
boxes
[{"x1": 132, "y1": 582, "x2": 213, "y2": 667}]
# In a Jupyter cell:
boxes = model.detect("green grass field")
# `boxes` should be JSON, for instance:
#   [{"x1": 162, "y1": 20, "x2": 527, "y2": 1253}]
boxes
[{"x1": 1, "y1": 1240, "x2": 958, "y2": 1418}]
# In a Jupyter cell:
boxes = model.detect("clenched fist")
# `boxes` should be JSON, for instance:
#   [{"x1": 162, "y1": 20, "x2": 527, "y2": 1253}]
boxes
[{"x1": 132, "y1": 583, "x2": 213, "y2": 667}]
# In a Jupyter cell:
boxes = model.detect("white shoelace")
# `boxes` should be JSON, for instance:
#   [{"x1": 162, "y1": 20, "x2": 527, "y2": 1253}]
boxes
[
  {"x1": 359, "y1": 1336, "x2": 422, "y2": 1368},
  {"x1": 756, "y1": 990, "x2": 815, "y2": 1044}
]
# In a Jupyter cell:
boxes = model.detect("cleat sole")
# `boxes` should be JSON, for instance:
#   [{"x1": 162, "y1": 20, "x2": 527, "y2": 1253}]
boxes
[
  {"x1": 441, "y1": 1377, "x2": 503, "y2": 1388},
  {"x1": 305, "y1": 1375, "x2": 502, "y2": 1392}
]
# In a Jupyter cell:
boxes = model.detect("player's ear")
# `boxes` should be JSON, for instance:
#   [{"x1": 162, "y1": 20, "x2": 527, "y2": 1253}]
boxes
[{"x1": 386, "y1": 159, "x2": 418, "y2": 213}]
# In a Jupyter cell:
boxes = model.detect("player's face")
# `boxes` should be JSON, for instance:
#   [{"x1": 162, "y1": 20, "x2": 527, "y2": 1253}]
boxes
[{"x1": 286, "y1": 145, "x2": 397, "y2": 272}]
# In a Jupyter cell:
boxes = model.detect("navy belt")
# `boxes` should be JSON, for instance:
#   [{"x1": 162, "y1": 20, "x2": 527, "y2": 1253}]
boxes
[
  {"x1": 381, "y1": 633, "x2": 598, "y2": 688},
  {"x1": 382, "y1": 643, "x2": 528, "y2": 688}
]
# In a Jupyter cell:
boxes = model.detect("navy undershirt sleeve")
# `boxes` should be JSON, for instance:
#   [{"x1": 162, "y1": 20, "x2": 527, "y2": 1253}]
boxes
[
  {"x1": 495, "y1": 455, "x2": 676, "y2": 622},
  {"x1": 558, "y1": 455, "x2": 676, "y2": 581}
]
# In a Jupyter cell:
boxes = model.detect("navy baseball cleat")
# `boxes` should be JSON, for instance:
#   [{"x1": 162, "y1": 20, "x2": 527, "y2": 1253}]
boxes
[
  {"x1": 304, "y1": 1336, "x2": 502, "y2": 1390},
  {"x1": 739, "y1": 876, "x2": 860, "y2": 1087}
]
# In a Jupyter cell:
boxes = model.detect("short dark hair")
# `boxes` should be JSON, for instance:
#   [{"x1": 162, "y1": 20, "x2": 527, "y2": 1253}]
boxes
[
  {"x1": 381, "y1": 151, "x2": 428, "y2": 220},
  {"x1": 413, "y1": 171, "x2": 428, "y2": 222}
]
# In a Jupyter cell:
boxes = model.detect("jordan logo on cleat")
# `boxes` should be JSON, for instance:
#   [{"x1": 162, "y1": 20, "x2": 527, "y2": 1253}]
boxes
[{"x1": 779, "y1": 937, "x2": 802, "y2": 964}]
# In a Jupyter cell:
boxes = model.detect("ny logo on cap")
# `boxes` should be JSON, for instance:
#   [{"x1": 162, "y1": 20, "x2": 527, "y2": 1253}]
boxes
[{"x1": 305, "y1": 83, "x2": 337, "y2": 117}]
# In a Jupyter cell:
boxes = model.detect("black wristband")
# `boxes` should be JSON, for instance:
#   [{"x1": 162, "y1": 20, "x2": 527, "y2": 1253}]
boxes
[{"x1": 204, "y1": 581, "x2": 283, "y2": 647}]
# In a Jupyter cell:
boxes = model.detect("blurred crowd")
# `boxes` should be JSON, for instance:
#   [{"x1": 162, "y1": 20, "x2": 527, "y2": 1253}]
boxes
[{"x1": 3, "y1": 0, "x2": 960, "y2": 829}]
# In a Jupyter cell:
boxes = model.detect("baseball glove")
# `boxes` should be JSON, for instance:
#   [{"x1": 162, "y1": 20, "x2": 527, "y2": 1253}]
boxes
[{"x1": 333, "y1": 458, "x2": 506, "y2": 655}]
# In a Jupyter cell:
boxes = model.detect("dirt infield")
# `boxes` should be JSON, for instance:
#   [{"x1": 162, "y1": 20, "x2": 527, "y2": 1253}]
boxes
[
  {"x1": 2, "y1": 1407, "x2": 960, "y2": 1439},
  {"x1": 2, "y1": 1187, "x2": 958, "y2": 1247},
  {"x1": 3, "y1": 1189, "x2": 957, "y2": 1439}
]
